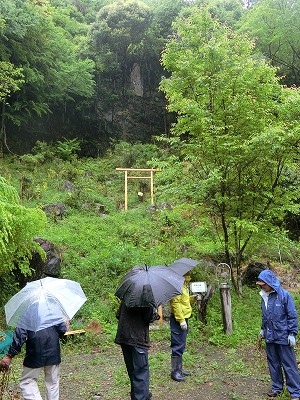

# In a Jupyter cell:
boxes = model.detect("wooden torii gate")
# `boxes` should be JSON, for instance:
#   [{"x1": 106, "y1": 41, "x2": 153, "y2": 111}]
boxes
[{"x1": 115, "y1": 168, "x2": 160, "y2": 211}]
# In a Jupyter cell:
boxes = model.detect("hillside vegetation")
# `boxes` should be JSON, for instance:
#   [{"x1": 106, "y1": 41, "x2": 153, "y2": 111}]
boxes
[{"x1": 1, "y1": 141, "x2": 300, "y2": 348}]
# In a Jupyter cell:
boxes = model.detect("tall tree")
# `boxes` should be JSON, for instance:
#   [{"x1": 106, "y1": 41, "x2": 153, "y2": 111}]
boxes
[
  {"x1": 0, "y1": 0, "x2": 95, "y2": 153},
  {"x1": 238, "y1": 0, "x2": 300, "y2": 86},
  {"x1": 160, "y1": 6, "x2": 300, "y2": 292},
  {"x1": 0, "y1": 61, "x2": 24, "y2": 154}
]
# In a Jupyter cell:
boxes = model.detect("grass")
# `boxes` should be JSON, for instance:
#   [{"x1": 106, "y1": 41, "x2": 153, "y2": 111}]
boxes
[
  {"x1": 1, "y1": 150, "x2": 300, "y2": 399},
  {"x1": 1, "y1": 321, "x2": 297, "y2": 400}
]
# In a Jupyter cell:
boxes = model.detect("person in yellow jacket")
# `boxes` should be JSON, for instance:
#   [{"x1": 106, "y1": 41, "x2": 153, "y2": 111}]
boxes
[{"x1": 169, "y1": 272, "x2": 195, "y2": 382}]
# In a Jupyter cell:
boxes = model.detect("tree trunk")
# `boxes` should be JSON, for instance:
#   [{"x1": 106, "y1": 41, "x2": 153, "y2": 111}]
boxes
[{"x1": 196, "y1": 285, "x2": 214, "y2": 324}]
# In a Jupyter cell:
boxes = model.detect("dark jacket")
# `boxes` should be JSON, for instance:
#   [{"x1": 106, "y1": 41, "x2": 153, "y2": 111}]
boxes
[
  {"x1": 115, "y1": 302, "x2": 159, "y2": 349},
  {"x1": 7, "y1": 323, "x2": 67, "y2": 368},
  {"x1": 258, "y1": 270, "x2": 298, "y2": 344}
]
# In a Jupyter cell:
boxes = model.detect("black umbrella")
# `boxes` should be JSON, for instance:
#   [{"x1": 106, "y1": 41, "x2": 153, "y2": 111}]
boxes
[
  {"x1": 115, "y1": 265, "x2": 185, "y2": 308},
  {"x1": 168, "y1": 257, "x2": 200, "y2": 276}
]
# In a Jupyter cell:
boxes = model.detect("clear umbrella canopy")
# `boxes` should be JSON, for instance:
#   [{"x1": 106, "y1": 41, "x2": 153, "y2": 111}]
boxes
[{"x1": 5, "y1": 277, "x2": 87, "y2": 332}]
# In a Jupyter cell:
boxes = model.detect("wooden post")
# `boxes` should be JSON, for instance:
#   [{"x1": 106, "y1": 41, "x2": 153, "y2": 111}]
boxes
[
  {"x1": 150, "y1": 170, "x2": 154, "y2": 205},
  {"x1": 124, "y1": 170, "x2": 128, "y2": 211},
  {"x1": 219, "y1": 282, "x2": 232, "y2": 334},
  {"x1": 196, "y1": 285, "x2": 214, "y2": 324}
]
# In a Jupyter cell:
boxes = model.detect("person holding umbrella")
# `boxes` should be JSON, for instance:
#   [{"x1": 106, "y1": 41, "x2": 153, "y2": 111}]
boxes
[
  {"x1": 0, "y1": 319, "x2": 67, "y2": 400},
  {"x1": 115, "y1": 264, "x2": 185, "y2": 400},
  {"x1": 169, "y1": 271, "x2": 195, "y2": 382},
  {"x1": 0, "y1": 276, "x2": 87, "y2": 400},
  {"x1": 115, "y1": 299, "x2": 159, "y2": 400},
  {"x1": 168, "y1": 258, "x2": 199, "y2": 382}
]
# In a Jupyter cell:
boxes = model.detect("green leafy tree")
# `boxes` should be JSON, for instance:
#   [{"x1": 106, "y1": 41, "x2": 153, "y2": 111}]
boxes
[
  {"x1": 0, "y1": 176, "x2": 47, "y2": 277},
  {"x1": 238, "y1": 0, "x2": 300, "y2": 86},
  {"x1": 160, "y1": 6, "x2": 300, "y2": 293},
  {"x1": 0, "y1": 0, "x2": 95, "y2": 152},
  {"x1": 196, "y1": 0, "x2": 245, "y2": 28},
  {"x1": 0, "y1": 62, "x2": 24, "y2": 104},
  {"x1": 0, "y1": 61, "x2": 24, "y2": 155}
]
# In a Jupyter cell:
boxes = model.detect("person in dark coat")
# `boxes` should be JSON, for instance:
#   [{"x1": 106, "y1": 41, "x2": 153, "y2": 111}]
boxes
[
  {"x1": 0, "y1": 323, "x2": 67, "y2": 400},
  {"x1": 257, "y1": 269, "x2": 300, "y2": 399},
  {"x1": 115, "y1": 301, "x2": 159, "y2": 400}
]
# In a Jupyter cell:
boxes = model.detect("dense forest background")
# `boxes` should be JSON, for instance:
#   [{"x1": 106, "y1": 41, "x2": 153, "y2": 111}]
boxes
[{"x1": 1, "y1": 0, "x2": 300, "y2": 156}]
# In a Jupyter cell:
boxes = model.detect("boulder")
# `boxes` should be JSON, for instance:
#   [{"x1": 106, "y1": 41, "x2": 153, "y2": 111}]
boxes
[
  {"x1": 26, "y1": 238, "x2": 61, "y2": 280},
  {"x1": 242, "y1": 262, "x2": 266, "y2": 287},
  {"x1": 43, "y1": 202, "x2": 66, "y2": 219}
]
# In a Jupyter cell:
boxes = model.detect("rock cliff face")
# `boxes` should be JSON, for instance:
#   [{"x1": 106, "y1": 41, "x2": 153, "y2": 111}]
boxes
[
  {"x1": 6, "y1": 60, "x2": 173, "y2": 156},
  {"x1": 96, "y1": 61, "x2": 171, "y2": 145},
  {"x1": 130, "y1": 63, "x2": 144, "y2": 97},
  {"x1": 12, "y1": 238, "x2": 61, "y2": 288}
]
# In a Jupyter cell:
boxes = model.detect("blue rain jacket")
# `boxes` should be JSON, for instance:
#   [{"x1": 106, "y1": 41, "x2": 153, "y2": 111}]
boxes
[{"x1": 258, "y1": 270, "x2": 298, "y2": 344}]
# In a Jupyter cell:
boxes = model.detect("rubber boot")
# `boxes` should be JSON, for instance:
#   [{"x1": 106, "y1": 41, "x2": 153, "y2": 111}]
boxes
[
  {"x1": 131, "y1": 390, "x2": 152, "y2": 399},
  {"x1": 179, "y1": 356, "x2": 191, "y2": 377},
  {"x1": 171, "y1": 355, "x2": 185, "y2": 382}
]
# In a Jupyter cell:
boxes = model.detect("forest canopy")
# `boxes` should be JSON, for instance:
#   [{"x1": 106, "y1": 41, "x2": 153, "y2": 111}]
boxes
[{"x1": 0, "y1": 0, "x2": 298, "y2": 155}]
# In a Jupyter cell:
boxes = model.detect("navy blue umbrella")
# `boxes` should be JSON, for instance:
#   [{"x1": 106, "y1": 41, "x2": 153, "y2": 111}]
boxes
[
  {"x1": 168, "y1": 257, "x2": 200, "y2": 276},
  {"x1": 115, "y1": 265, "x2": 184, "y2": 308}
]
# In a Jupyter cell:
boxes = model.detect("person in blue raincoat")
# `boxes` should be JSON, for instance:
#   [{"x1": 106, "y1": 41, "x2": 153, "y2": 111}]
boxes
[{"x1": 257, "y1": 269, "x2": 300, "y2": 399}]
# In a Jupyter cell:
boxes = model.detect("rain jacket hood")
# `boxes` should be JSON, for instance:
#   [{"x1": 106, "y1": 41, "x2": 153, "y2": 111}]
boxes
[
  {"x1": 257, "y1": 270, "x2": 280, "y2": 291},
  {"x1": 258, "y1": 270, "x2": 298, "y2": 343}
]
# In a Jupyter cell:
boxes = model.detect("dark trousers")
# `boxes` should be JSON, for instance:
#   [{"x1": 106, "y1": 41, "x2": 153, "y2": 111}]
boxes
[
  {"x1": 266, "y1": 342, "x2": 300, "y2": 397},
  {"x1": 121, "y1": 344, "x2": 150, "y2": 400},
  {"x1": 170, "y1": 314, "x2": 188, "y2": 357}
]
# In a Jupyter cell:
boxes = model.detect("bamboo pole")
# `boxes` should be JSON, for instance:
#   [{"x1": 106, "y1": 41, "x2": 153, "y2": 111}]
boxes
[
  {"x1": 150, "y1": 170, "x2": 154, "y2": 205},
  {"x1": 157, "y1": 305, "x2": 163, "y2": 325}
]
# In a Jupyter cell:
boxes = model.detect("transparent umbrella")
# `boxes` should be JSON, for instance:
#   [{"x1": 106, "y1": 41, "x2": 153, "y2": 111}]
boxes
[{"x1": 5, "y1": 277, "x2": 87, "y2": 332}]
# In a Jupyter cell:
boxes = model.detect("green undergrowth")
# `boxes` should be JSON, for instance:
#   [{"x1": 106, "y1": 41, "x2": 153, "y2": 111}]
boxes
[{"x1": 1, "y1": 151, "x2": 300, "y2": 354}]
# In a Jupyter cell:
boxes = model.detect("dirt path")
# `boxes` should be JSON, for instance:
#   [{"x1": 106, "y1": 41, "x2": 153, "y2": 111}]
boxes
[
  {"x1": 58, "y1": 341, "x2": 271, "y2": 400},
  {"x1": 3, "y1": 339, "x2": 276, "y2": 400}
]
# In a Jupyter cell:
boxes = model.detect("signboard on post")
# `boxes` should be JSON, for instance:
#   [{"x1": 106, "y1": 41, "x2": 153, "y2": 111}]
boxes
[{"x1": 190, "y1": 281, "x2": 207, "y2": 294}]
